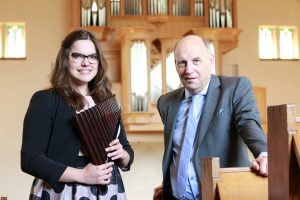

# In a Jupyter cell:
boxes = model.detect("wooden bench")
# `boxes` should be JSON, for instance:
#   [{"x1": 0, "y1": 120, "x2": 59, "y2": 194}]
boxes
[
  {"x1": 201, "y1": 157, "x2": 268, "y2": 200},
  {"x1": 202, "y1": 104, "x2": 300, "y2": 200}
]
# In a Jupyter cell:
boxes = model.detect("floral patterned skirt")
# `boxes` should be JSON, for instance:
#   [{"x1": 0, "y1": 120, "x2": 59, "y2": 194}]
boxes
[{"x1": 29, "y1": 166, "x2": 127, "y2": 200}]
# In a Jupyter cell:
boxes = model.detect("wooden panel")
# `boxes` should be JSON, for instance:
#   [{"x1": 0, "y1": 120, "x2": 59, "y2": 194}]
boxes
[
  {"x1": 267, "y1": 104, "x2": 290, "y2": 200},
  {"x1": 253, "y1": 86, "x2": 267, "y2": 133},
  {"x1": 190, "y1": 0, "x2": 195, "y2": 16},
  {"x1": 218, "y1": 171, "x2": 268, "y2": 200},
  {"x1": 111, "y1": 82, "x2": 122, "y2": 103},
  {"x1": 71, "y1": 0, "x2": 81, "y2": 28},
  {"x1": 122, "y1": 111, "x2": 163, "y2": 133},
  {"x1": 232, "y1": 0, "x2": 237, "y2": 28},
  {"x1": 203, "y1": 0, "x2": 209, "y2": 26},
  {"x1": 202, "y1": 157, "x2": 221, "y2": 200},
  {"x1": 202, "y1": 157, "x2": 268, "y2": 200},
  {"x1": 267, "y1": 104, "x2": 296, "y2": 200},
  {"x1": 294, "y1": 134, "x2": 300, "y2": 167},
  {"x1": 291, "y1": 133, "x2": 300, "y2": 200},
  {"x1": 101, "y1": 41, "x2": 121, "y2": 81}
]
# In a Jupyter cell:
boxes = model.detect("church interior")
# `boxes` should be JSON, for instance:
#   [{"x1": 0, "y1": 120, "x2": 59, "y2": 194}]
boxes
[{"x1": 0, "y1": 0, "x2": 300, "y2": 199}]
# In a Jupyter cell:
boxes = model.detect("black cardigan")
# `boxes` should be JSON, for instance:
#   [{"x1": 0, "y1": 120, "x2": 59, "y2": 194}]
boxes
[{"x1": 21, "y1": 89, "x2": 134, "y2": 186}]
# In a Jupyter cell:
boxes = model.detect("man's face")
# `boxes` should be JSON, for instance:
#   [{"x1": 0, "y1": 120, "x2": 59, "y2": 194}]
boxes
[{"x1": 175, "y1": 36, "x2": 214, "y2": 95}]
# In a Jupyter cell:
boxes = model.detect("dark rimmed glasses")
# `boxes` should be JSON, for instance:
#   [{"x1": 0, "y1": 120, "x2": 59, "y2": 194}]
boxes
[{"x1": 70, "y1": 52, "x2": 99, "y2": 64}]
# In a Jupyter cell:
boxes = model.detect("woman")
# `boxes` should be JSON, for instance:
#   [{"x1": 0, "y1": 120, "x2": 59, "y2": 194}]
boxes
[{"x1": 21, "y1": 29, "x2": 134, "y2": 199}]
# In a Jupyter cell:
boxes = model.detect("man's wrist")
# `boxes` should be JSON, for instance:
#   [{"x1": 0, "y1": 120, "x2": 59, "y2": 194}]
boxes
[{"x1": 257, "y1": 152, "x2": 268, "y2": 158}]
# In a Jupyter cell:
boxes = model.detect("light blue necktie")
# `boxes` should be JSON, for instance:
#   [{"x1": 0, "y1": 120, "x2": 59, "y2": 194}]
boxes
[{"x1": 176, "y1": 94, "x2": 199, "y2": 199}]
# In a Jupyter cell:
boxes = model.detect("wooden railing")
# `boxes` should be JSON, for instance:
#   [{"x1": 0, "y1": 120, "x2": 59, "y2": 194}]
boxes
[
  {"x1": 202, "y1": 157, "x2": 268, "y2": 200},
  {"x1": 202, "y1": 104, "x2": 300, "y2": 200}
]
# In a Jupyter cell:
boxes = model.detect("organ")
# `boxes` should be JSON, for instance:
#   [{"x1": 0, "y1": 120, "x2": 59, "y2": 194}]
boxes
[{"x1": 70, "y1": 0, "x2": 266, "y2": 134}]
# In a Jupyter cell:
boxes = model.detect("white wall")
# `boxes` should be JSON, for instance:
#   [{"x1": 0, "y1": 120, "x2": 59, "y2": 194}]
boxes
[{"x1": 223, "y1": 0, "x2": 300, "y2": 113}]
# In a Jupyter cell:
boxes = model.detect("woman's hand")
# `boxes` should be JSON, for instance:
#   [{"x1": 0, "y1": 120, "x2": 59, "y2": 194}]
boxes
[
  {"x1": 81, "y1": 162, "x2": 114, "y2": 185},
  {"x1": 59, "y1": 162, "x2": 114, "y2": 185},
  {"x1": 105, "y1": 139, "x2": 130, "y2": 168}
]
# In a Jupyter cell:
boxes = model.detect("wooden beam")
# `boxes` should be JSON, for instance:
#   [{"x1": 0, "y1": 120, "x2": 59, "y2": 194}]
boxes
[
  {"x1": 267, "y1": 104, "x2": 296, "y2": 200},
  {"x1": 190, "y1": 0, "x2": 195, "y2": 16},
  {"x1": 232, "y1": 0, "x2": 237, "y2": 28},
  {"x1": 293, "y1": 134, "x2": 300, "y2": 167},
  {"x1": 203, "y1": 0, "x2": 209, "y2": 26},
  {"x1": 202, "y1": 157, "x2": 221, "y2": 200},
  {"x1": 291, "y1": 133, "x2": 300, "y2": 199},
  {"x1": 71, "y1": 0, "x2": 81, "y2": 28}
]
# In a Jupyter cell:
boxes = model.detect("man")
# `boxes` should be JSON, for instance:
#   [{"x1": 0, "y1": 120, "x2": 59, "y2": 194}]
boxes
[{"x1": 154, "y1": 35, "x2": 267, "y2": 200}]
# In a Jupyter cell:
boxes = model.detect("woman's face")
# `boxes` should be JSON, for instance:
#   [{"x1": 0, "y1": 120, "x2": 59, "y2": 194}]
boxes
[{"x1": 68, "y1": 40, "x2": 98, "y2": 94}]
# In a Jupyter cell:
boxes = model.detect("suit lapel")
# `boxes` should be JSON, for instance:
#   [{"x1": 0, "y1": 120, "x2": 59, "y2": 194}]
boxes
[
  {"x1": 166, "y1": 89, "x2": 184, "y2": 142},
  {"x1": 163, "y1": 88, "x2": 184, "y2": 173},
  {"x1": 196, "y1": 75, "x2": 220, "y2": 145}
]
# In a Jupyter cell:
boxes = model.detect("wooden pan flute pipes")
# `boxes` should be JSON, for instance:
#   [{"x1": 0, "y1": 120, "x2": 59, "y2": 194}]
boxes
[{"x1": 74, "y1": 95, "x2": 121, "y2": 165}]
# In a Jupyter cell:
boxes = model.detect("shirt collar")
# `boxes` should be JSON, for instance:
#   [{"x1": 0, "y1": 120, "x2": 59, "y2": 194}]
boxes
[{"x1": 184, "y1": 80, "x2": 210, "y2": 99}]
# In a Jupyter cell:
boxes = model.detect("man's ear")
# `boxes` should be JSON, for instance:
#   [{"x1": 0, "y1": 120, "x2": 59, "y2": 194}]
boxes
[
  {"x1": 209, "y1": 54, "x2": 216, "y2": 74},
  {"x1": 209, "y1": 53, "x2": 215, "y2": 64}
]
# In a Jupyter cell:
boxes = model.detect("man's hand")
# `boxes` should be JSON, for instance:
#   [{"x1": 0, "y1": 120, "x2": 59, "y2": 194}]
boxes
[
  {"x1": 153, "y1": 185, "x2": 163, "y2": 200},
  {"x1": 251, "y1": 156, "x2": 268, "y2": 176}
]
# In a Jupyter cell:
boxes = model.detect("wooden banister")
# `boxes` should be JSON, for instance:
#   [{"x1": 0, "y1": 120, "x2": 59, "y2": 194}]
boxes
[
  {"x1": 202, "y1": 104, "x2": 300, "y2": 200},
  {"x1": 202, "y1": 157, "x2": 268, "y2": 200}
]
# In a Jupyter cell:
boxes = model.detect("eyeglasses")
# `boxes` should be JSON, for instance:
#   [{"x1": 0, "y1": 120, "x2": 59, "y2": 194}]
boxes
[{"x1": 70, "y1": 52, "x2": 99, "y2": 64}]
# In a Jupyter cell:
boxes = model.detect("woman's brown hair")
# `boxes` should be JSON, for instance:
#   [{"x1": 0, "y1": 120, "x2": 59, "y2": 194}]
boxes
[{"x1": 50, "y1": 29, "x2": 112, "y2": 110}]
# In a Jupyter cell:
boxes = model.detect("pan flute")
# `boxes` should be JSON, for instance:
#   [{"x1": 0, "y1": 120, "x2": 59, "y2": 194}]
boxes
[{"x1": 74, "y1": 95, "x2": 121, "y2": 165}]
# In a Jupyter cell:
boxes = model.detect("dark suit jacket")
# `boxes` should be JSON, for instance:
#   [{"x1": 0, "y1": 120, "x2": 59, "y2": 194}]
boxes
[
  {"x1": 157, "y1": 75, "x2": 267, "y2": 198},
  {"x1": 21, "y1": 89, "x2": 134, "y2": 187}
]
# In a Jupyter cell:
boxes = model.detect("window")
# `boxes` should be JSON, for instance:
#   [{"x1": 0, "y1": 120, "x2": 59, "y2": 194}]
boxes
[
  {"x1": 0, "y1": 22, "x2": 26, "y2": 59},
  {"x1": 259, "y1": 26, "x2": 299, "y2": 60},
  {"x1": 279, "y1": 28, "x2": 296, "y2": 59}
]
